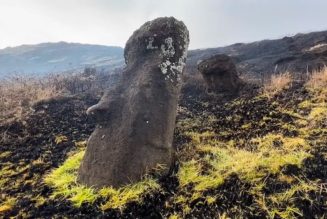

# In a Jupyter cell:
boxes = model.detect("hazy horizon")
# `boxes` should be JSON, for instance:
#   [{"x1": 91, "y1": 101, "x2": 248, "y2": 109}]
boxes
[{"x1": 1, "y1": 0, "x2": 327, "y2": 50}]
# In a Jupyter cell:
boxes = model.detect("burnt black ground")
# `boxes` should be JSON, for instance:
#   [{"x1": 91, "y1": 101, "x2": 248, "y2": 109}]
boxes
[{"x1": 0, "y1": 83, "x2": 326, "y2": 218}]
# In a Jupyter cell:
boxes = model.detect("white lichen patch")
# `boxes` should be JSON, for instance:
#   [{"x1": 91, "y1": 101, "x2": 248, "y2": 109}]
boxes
[
  {"x1": 159, "y1": 60, "x2": 172, "y2": 75},
  {"x1": 146, "y1": 36, "x2": 158, "y2": 50},
  {"x1": 161, "y1": 37, "x2": 175, "y2": 57},
  {"x1": 158, "y1": 34, "x2": 189, "y2": 84}
]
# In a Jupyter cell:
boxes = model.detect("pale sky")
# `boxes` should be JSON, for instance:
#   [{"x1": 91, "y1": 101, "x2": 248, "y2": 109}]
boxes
[{"x1": 0, "y1": 0, "x2": 326, "y2": 49}]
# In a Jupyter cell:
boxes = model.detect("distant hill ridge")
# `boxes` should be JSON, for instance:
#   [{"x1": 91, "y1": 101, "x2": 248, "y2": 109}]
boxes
[
  {"x1": 0, "y1": 30, "x2": 326, "y2": 77},
  {"x1": 0, "y1": 42, "x2": 124, "y2": 77}
]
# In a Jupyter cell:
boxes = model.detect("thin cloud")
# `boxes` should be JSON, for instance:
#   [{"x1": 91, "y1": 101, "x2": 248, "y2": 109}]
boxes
[{"x1": 0, "y1": 0, "x2": 326, "y2": 49}]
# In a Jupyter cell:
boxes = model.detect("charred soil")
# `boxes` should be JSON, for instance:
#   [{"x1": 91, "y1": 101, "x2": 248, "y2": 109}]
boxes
[{"x1": 0, "y1": 83, "x2": 326, "y2": 218}]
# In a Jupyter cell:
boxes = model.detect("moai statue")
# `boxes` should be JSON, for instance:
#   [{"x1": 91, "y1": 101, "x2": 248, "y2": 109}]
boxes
[
  {"x1": 78, "y1": 17, "x2": 189, "y2": 188},
  {"x1": 198, "y1": 54, "x2": 243, "y2": 93}
]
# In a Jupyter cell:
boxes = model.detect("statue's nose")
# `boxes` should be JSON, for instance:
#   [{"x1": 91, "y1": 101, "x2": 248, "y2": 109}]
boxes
[
  {"x1": 86, "y1": 104, "x2": 98, "y2": 115},
  {"x1": 86, "y1": 103, "x2": 111, "y2": 122}
]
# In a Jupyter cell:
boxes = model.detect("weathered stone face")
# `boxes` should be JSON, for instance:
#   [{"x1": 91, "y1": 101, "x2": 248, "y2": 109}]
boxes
[
  {"x1": 77, "y1": 17, "x2": 189, "y2": 188},
  {"x1": 198, "y1": 54, "x2": 242, "y2": 93}
]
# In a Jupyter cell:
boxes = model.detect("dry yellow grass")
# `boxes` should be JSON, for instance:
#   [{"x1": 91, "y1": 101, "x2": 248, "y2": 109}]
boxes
[
  {"x1": 0, "y1": 68, "x2": 112, "y2": 124},
  {"x1": 263, "y1": 72, "x2": 293, "y2": 97},
  {"x1": 0, "y1": 75, "x2": 60, "y2": 123},
  {"x1": 306, "y1": 66, "x2": 327, "y2": 89}
]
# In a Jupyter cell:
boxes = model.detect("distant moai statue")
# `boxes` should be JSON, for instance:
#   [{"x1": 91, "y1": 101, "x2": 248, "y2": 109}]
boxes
[
  {"x1": 78, "y1": 17, "x2": 190, "y2": 188},
  {"x1": 198, "y1": 54, "x2": 243, "y2": 93}
]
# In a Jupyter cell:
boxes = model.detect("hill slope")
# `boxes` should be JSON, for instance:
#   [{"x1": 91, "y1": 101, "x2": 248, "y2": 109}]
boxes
[
  {"x1": 0, "y1": 42, "x2": 124, "y2": 77},
  {"x1": 187, "y1": 30, "x2": 327, "y2": 77}
]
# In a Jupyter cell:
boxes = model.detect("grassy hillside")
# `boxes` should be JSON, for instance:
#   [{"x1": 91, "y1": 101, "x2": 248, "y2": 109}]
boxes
[{"x1": 0, "y1": 68, "x2": 326, "y2": 218}]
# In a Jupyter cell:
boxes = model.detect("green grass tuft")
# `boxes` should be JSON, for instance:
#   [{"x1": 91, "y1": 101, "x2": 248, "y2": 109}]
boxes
[
  {"x1": 44, "y1": 151, "x2": 97, "y2": 207},
  {"x1": 44, "y1": 149, "x2": 160, "y2": 210}
]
